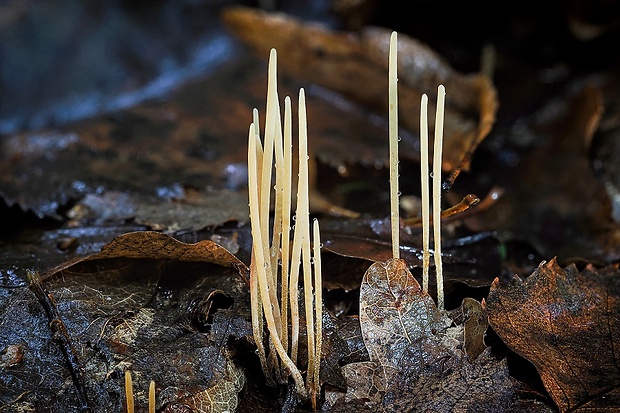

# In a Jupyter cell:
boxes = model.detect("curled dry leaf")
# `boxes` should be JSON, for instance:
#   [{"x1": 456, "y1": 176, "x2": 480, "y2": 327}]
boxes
[
  {"x1": 485, "y1": 258, "x2": 620, "y2": 412},
  {"x1": 449, "y1": 297, "x2": 488, "y2": 361},
  {"x1": 221, "y1": 6, "x2": 498, "y2": 172},
  {"x1": 43, "y1": 230, "x2": 249, "y2": 281}
]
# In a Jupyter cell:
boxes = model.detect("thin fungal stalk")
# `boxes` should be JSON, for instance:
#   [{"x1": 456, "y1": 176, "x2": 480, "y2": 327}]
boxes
[
  {"x1": 249, "y1": 134, "x2": 269, "y2": 376},
  {"x1": 123, "y1": 372, "x2": 156, "y2": 412},
  {"x1": 280, "y1": 95, "x2": 293, "y2": 354},
  {"x1": 420, "y1": 94, "x2": 430, "y2": 293},
  {"x1": 271, "y1": 94, "x2": 285, "y2": 340},
  {"x1": 247, "y1": 48, "x2": 323, "y2": 404},
  {"x1": 149, "y1": 381, "x2": 155, "y2": 413},
  {"x1": 262, "y1": 49, "x2": 283, "y2": 333},
  {"x1": 288, "y1": 167, "x2": 302, "y2": 364},
  {"x1": 433, "y1": 84, "x2": 446, "y2": 310},
  {"x1": 312, "y1": 218, "x2": 323, "y2": 411},
  {"x1": 248, "y1": 123, "x2": 306, "y2": 396},
  {"x1": 125, "y1": 370, "x2": 134, "y2": 413},
  {"x1": 388, "y1": 31, "x2": 400, "y2": 260},
  {"x1": 249, "y1": 254, "x2": 268, "y2": 376},
  {"x1": 298, "y1": 89, "x2": 316, "y2": 400},
  {"x1": 419, "y1": 85, "x2": 446, "y2": 309}
]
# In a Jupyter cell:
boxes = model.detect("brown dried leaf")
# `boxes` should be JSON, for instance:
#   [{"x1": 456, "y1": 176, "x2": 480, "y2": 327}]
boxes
[
  {"x1": 43, "y1": 230, "x2": 249, "y2": 279},
  {"x1": 358, "y1": 259, "x2": 453, "y2": 367},
  {"x1": 178, "y1": 358, "x2": 246, "y2": 413},
  {"x1": 341, "y1": 258, "x2": 455, "y2": 404},
  {"x1": 449, "y1": 297, "x2": 489, "y2": 361},
  {"x1": 1, "y1": 231, "x2": 252, "y2": 411},
  {"x1": 384, "y1": 348, "x2": 539, "y2": 413},
  {"x1": 0, "y1": 52, "x2": 366, "y2": 224},
  {"x1": 221, "y1": 6, "x2": 498, "y2": 172},
  {"x1": 334, "y1": 259, "x2": 543, "y2": 412},
  {"x1": 486, "y1": 258, "x2": 620, "y2": 412}
]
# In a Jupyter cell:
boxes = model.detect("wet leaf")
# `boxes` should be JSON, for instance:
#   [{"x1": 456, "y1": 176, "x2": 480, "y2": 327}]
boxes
[
  {"x1": 221, "y1": 6, "x2": 498, "y2": 173},
  {"x1": 176, "y1": 359, "x2": 246, "y2": 413},
  {"x1": 0, "y1": 231, "x2": 252, "y2": 411},
  {"x1": 334, "y1": 258, "x2": 545, "y2": 412},
  {"x1": 0, "y1": 52, "x2": 377, "y2": 225},
  {"x1": 340, "y1": 258, "x2": 456, "y2": 404},
  {"x1": 449, "y1": 297, "x2": 488, "y2": 361},
  {"x1": 383, "y1": 348, "x2": 546, "y2": 413},
  {"x1": 486, "y1": 258, "x2": 620, "y2": 412},
  {"x1": 320, "y1": 217, "x2": 501, "y2": 290}
]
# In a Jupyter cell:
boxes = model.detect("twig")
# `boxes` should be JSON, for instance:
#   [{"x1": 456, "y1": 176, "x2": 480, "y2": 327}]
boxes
[{"x1": 26, "y1": 270, "x2": 92, "y2": 412}]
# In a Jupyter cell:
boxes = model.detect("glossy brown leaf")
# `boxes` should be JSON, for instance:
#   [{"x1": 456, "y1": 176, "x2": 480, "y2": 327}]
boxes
[
  {"x1": 485, "y1": 258, "x2": 620, "y2": 412},
  {"x1": 221, "y1": 6, "x2": 498, "y2": 173}
]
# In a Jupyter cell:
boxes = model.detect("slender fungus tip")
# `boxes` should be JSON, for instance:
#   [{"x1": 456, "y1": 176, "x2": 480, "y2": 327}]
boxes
[
  {"x1": 149, "y1": 380, "x2": 156, "y2": 413},
  {"x1": 125, "y1": 370, "x2": 134, "y2": 413},
  {"x1": 388, "y1": 28, "x2": 399, "y2": 260}
]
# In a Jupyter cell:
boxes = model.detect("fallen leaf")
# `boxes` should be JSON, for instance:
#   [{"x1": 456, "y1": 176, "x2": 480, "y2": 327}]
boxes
[
  {"x1": 177, "y1": 358, "x2": 246, "y2": 413},
  {"x1": 340, "y1": 258, "x2": 457, "y2": 405},
  {"x1": 333, "y1": 258, "x2": 552, "y2": 412},
  {"x1": 449, "y1": 297, "x2": 488, "y2": 361},
  {"x1": 221, "y1": 6, "x2": 498, "y2": 173},
  {"x1": 384, "y1": 348, "x2": 544, "y2": 413},
  {"x1": 0, "y1": 231, "x2": 252, "y2": 411},
  {"x1": 43, "y1": 230, "x2": 249, "y2": 279},
  {"x1": 485, "y1": 258, "x2": 620, "y2": 412}
]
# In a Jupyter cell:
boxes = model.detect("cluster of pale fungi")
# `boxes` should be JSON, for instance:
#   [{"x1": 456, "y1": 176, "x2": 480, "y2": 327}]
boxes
[{"x1": 124, "y1": 30, "x2": 447, "y2": 412}]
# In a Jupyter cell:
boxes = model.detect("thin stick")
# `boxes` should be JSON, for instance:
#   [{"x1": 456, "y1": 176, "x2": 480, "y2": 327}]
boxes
[
  {"x1": 388, "y1": 31, "x2": 400, "y2": 260},
  {"x1": 125, "y1": 371, "x2": 134, "y2": 413},
  {"x1": 261, "y1": 49, "x2": 282, "y2": 332},
  {"x1": 402, "y1": 193, "x2": 480, "y2": 226},
  {"x1": 271, "y1": 107, "x2": 283, "y2": 284},
  {"x1": 420, "y1": 94, "x2": 430, "y2": 293},
  {"x1": 312, "y1": 218, "x2": 323, "y2": 411},
  {"x1": 280, "y1": 95, "x2": 293, "y2": 354},
  {"x1": 271, "y1": 92, "x2": 285, "y2": 341},
  {"x1": 298, "y1": 89, "x2": 316, "y2": 399},
  {"x1": 149, "y1": 380, "x2": 156, "y2": 413},
  {"x1": 248, "y1": 125, "x2": 307, "y2": 397},
  {"x1": 248, "y1": 125, "x2": 268, "y2": 377},
  {"x1": 288, "y1": 214, "x2": 302, "y2": 363},
  {"x1": 433, "y1": 85, "x2": 446, "y2": 310}
]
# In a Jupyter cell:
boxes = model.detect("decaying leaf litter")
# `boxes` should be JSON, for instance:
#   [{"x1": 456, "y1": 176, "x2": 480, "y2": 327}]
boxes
[{"x1": 2, "y1": 2, "x2": 620, "y2": 412}]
